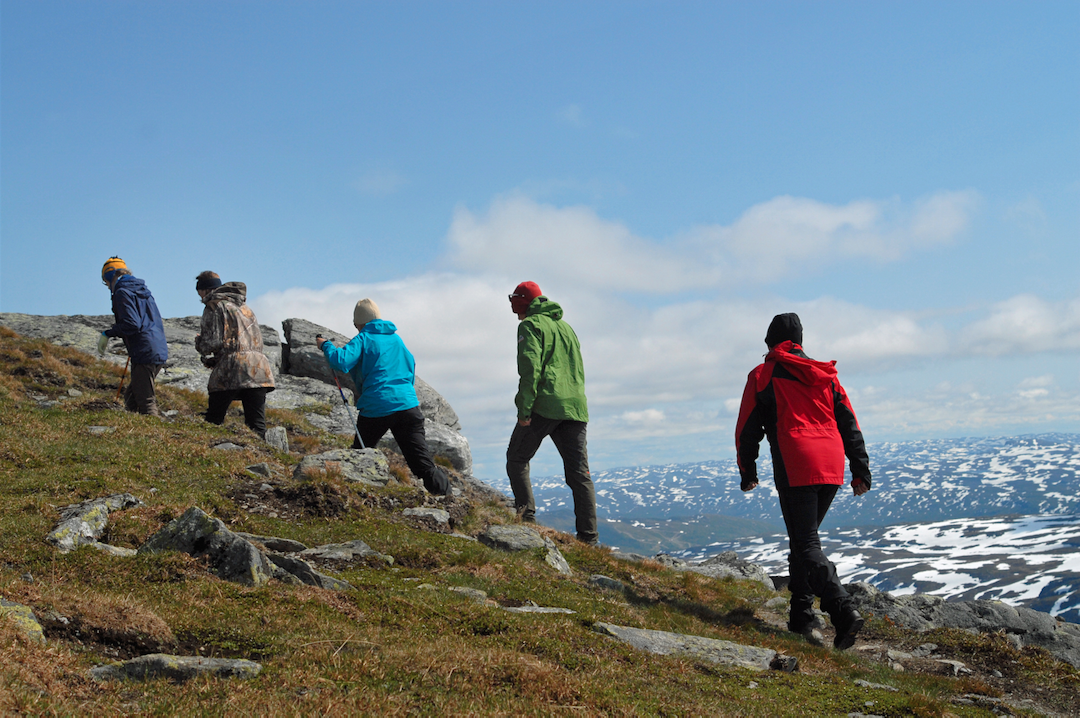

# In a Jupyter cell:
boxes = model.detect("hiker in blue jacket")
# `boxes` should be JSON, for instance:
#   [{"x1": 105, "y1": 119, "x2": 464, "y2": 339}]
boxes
[
  {"x1": 316, "y1": 299, "x2": 449, "y2": 496},
  {"x1": 99, "y1": 257, "x2": 168, "y2": 415}
]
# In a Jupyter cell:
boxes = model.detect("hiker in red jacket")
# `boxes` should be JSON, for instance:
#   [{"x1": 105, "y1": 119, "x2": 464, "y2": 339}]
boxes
[{"x1": 735, "y1": 313, "x2": 872, "y2": 649}]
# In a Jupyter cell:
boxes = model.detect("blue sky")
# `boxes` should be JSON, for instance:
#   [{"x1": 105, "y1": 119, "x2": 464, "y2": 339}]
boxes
[{"x1": 2, "y1": 1, "x2": 1078, "y2": 480}]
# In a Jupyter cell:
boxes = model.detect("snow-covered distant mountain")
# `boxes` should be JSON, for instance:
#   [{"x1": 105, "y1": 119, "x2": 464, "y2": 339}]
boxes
[
  {"x1": 496, "y1": 433, "x2": 1080, "y2": 623},
  {"x1": 673, "y1": 513, "x2": 1080, "y2": 623},
  {"x1": 510, "y1": 433, "x2": 1080, "y2": 544}
]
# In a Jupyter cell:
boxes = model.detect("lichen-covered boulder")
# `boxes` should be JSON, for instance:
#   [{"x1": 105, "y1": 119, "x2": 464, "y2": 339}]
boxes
[
  {"x1": 46, "y1": 493, "x2": 142, "y2": 553},
  {"x1": 138, "y1": 507, "x2": 273, "y2": 587},
  {"x1": 0, "y1": 599, "x2": 46, "y2": 644},
  {"x1": 593, "y1": 623, "x2": 796, "y2": 672},
  {"x1": 479, "y1": 525, "x2": 572, "y2": 576},
  {"x1": 293, "y1": 448, "x2": 390, "y2": 486},
  {"x1": 89, "y1": 654, "x2": 262, "y2": 682}
]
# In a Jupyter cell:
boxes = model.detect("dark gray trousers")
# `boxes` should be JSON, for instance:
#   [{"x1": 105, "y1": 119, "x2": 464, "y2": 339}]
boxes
[
  {"x1": 506, "y1": 416, "x2": 597, "y2": 542},
  {"x1": 777, "y1": 483, "x2": 850, "y2": 628},
  {"x1": 124, "y1": 363, "x2": 162, "y2": 416}
]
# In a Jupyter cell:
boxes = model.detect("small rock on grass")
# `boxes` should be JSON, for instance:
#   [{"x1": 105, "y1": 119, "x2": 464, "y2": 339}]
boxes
[{"x1": 89, "y1": 654, "x2": 262, "y2": 682}]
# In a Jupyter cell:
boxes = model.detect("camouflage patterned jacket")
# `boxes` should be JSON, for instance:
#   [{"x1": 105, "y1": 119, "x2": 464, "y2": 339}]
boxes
[{"x1": 195, "y1": 282, "x2": 276, "y2": 393}]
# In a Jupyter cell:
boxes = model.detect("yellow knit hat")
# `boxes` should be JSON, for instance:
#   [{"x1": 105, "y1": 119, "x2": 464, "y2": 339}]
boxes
[
  {"x1": 353, "y1": 298, "x2": 381, "y2": 327},
  {"x1": 101, "y1": 256, "x2": 128, "y2": 285}
]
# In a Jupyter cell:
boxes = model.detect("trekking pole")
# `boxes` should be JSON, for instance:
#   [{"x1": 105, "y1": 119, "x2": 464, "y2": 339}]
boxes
[
  {"x1": 317, "y1": 335, "x2": 366, "y2": 449},
  {"x1": 114, "y1": 356, "x2": 130, "y2": 403}
]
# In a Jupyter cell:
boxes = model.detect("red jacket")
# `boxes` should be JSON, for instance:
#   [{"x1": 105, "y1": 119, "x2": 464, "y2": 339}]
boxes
[{"x1": 735, "y1": 341, "x2": 870, "y2": 490}]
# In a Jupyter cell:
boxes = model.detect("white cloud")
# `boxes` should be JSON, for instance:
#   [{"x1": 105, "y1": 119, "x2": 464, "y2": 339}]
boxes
[
  {"x1": 686, "y1": 190, "x2": 980, "y2": 282},
  {"x1": 620, "y1": 408, "x2": 666, "y2": 424},
  {"x1": 446, "y1": 192, "x2": 980, "y2": 294},
  {"x1": 960, "y1": 295, "x2": 1080, "y2": 356},
  {"x1": 250, "y1": 192, "x2": 1077, "y2": 480},
  {"x1": 446, "y1": 194, "x2": 717, "y2": 293}
]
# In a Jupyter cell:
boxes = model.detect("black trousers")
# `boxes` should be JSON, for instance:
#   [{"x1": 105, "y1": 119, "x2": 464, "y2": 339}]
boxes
[
  {"x1": 206, "y1": 387, "x2": 268, "y2": 437},
  {"x1": 777, "y1": 483, "x2": 850, "y2": 628},
  {"x1": 354, "y1": 406, "x2": 449, "y2": 495},
  {"x1": 506, "y1": 416, "x2": 597, "y2": 543}
]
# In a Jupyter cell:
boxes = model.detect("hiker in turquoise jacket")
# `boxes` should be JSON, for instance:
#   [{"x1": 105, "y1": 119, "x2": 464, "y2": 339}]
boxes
[
  {"x1": 317, "y1": 299, "x2": 449, "y2": 496},
  {"x1": 506, "y1": 281, "x2": 597, "y2": 544}
]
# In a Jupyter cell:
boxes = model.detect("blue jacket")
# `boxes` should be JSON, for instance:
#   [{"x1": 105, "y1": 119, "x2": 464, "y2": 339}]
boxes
[
  {"x1": 105, "y1": 275, "x2": 168, "y2": 365},
  {"x1": 321, "y1": 319, "x2": 419, "y2": 418}
]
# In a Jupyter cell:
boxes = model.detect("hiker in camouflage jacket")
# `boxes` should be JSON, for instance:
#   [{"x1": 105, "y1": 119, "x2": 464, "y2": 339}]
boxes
[{"x1": 194, "y1": 272, "x2": 275, "y2": 437}]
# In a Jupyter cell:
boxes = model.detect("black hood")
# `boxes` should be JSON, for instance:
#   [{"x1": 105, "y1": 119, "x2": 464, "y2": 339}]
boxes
[{"x1": 765, "y1": 312, "x2": 803, "y2": 348}]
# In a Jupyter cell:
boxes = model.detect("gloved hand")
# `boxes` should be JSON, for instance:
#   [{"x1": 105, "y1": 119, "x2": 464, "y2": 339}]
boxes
[
  {"x1": 200, "y1": 355, "x2": 217, "y2": 368},
  {"x1": 97, "y1": 332, "x2": 108, "y2": 355}
]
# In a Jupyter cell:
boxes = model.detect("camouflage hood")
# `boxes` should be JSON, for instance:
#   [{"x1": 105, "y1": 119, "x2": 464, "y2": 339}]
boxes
[
  {"x1": 202, "y1": 282, "x2": 248, "y2": 307},
  {"x1": 195, "y1": 281, "x2": 275, "y2": 392}
]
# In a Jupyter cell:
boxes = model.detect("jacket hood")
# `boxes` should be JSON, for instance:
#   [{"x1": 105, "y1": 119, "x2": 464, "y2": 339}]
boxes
[
  {"x1": 763, "y1": 340, "x2": 837, "y2": 388},
  {"x1": 361, "y1": 318, "x2": 398, "y2": 335},
  {"x1": 113, "y1": 274, "x2": 151, "y2": 299},
  {"x1": 765, "y1": 313, "x2": 803, "y2": 348},
  {"x1": 204, "y1": 281, "x2": 248, "y2": 305},
  {"x1": 525, "y1": 296, "x2": 563, "y2": 321}
]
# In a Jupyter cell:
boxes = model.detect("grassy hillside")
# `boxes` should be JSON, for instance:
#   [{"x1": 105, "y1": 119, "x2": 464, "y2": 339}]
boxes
[
  {"x1": 1, "y1": 326, "x2": 1076, "y2": 716},
  {"x1": 541, "y1": 509, "x2": 782, "y2": 556}
]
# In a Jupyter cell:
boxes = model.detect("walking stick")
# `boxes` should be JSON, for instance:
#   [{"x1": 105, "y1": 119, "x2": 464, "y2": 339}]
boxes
[
  {"x1": 114, "y1": 356, "x2": 130, "y2": 403},
  {"x1": 317, "y1": 335, "x2": 366, "y2": 449}
]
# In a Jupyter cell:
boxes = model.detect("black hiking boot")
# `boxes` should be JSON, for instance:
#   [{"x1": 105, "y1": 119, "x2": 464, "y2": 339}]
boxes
[
  {"x1": 832, "y1": 607, "x2": 864, "y2": 650},
  {"x1": 788, "y1": 615, "x2": 826, "y2": 646}
]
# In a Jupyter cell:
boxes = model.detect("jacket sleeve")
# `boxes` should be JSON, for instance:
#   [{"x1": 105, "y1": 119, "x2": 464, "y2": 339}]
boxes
[
  {"x1": 833, "y1": 381, "x2": 871, "y2": 486},
  {"x1": 735, "y1": 369, "x2": 766, "y2": 489},
  {"x1": 322, "y1": 334, "x2": 365, "y2": 375},
  {"x1": 105, "y1": 287, "x2": 140, "y2": 339},
  {"x1": 195, "y1": 304, "x2": 225, "y2": 356},
  {"x1": 515, "y1": 321, "x2": 543, "y2": 420}
]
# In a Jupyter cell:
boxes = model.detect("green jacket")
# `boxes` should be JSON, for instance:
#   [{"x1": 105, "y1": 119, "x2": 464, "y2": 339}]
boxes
[{"x1": 515, "y1": 297, "x2": 588, "y2": 422}]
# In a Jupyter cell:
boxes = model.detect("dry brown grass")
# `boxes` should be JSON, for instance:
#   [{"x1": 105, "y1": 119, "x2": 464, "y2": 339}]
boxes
[{"x1": 0, "y1": 622, "x2": 112, "y2": 714}]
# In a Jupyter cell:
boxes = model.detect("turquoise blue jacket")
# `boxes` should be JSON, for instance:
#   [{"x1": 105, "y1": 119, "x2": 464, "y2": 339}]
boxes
[{"x1": 321, "y1": 319, "x2": 419, "y2": 418}]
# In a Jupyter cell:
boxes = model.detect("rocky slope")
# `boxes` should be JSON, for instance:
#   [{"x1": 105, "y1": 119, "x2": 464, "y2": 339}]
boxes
[{"x1": 0, "y1": 312, "x2": 474, "y2": 479}]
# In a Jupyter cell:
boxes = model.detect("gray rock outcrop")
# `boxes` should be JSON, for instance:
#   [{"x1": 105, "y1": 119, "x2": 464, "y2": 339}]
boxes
[
  {"x1": 89, "y1": 654, "x2": 262, "y2": 682},
  {"x1": 0, "y1": 313, "x2": 484, "y2": 485},
  {"x1": 299, "y1": 539, "x2": 394, "y2": 565},
  {"x1": 403, "y1": 507, "x2": 452, "y2": 531},
  {"x1": 478, "y1": 525, "x2": 572, "y2": 576},
  {"x1": 137, "y1": 509, "x2": 373, "y2": 590},
  {"x1": 46, "y1": 493, "x2": 142, "y2": 553},
  {"x1": 138, "y1": 507, "x2": 274, "y2": 587},
  {"x1": 592, "y1": 622, "x2": 797, "y2": 672},
  {"x1": 656, "y1": 550, "x2": 775, "y2": 591},
  {"x1": 293, "y1": 448, "x2": 391, "y2": 486},
  {"x1": 266, "y1": 553, "x2": 354, "y2": 591},
  {"x1": 0, "y1": 599, "x2": 46, "y2": 644},
  {"x1": 234, "y1": 532, "x2": 308, "y2": 554},
  {"x1": 589, "y1": 575, "x2": 627, "y2": 593},
  {"x1": 847, "y1": 581, "x2": 1080, "y2": 668},
  {"x1": 264, "y1": 426, "x2": 289, "y2": 453}
]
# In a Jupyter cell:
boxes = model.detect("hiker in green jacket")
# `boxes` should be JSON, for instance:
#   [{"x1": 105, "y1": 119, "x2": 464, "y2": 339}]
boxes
[{"x1": 506, "y1": 281, "x2": 598, "y2": 545}]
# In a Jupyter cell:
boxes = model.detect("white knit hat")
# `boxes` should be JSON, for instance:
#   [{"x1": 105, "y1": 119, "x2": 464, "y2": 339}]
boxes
[{"x1": 353, "y1": 298, "x2": 381, "y2": 327}]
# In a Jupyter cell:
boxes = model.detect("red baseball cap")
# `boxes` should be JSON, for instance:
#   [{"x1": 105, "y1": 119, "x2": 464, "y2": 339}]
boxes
[{"x1": 509, "y1": 281, "x2": 542, "y2": 314}]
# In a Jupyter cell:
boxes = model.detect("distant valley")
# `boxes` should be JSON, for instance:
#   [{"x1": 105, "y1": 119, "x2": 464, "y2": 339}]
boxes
[
  {"x1": 502, "y1": 433, "x2": 1080, "y2": 622},
  {"x1": 512, "y1": 433, "x2": 1080, "y2": 551}
]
